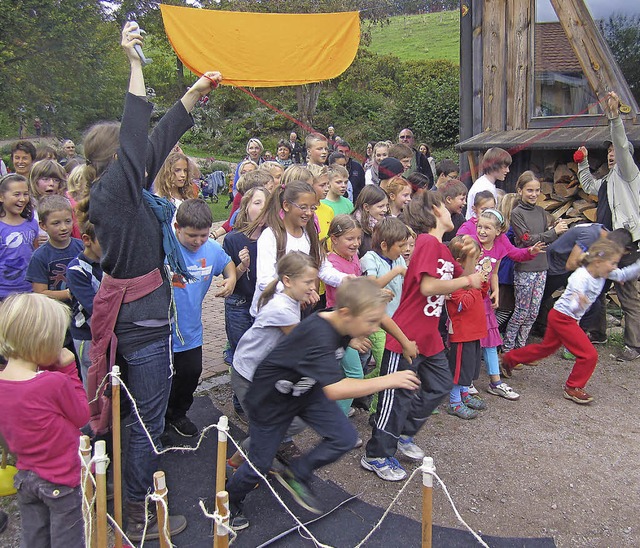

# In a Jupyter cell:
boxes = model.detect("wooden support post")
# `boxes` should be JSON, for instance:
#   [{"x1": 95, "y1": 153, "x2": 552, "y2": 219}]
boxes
[
  {"x1": 153, "y1": 471, "x2": 171, "y2": 548},
  {"x1": 214, "y1": 491, "x2": 230, "y2": 548},
  {"x1": 215, "y1": 415, "x2": 228, "y2": 495},
  {"x1": 111, "y1": 365, "x2": 123, "y2": 548},
  {"x1": 467, "y1": 151, "x2": 478, "y2": 183},
  {"x1": 94, "y1": 440, "x2": 108, "y2": 548},
  {"x1": 421, "y1": 456, "x2": 435, "y2": 548},
  {"x1": 80, "y1": 435, "x2": 96, "y2": 548}
]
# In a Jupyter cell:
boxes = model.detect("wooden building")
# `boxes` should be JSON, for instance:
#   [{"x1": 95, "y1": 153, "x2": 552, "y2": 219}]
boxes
[{"x1": 457, "y1": 0, "x2": 640, "y2": 189}]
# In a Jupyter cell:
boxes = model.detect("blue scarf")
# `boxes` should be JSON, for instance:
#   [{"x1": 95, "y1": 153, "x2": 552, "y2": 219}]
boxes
[{"x1": 142, "y1": 189, "x2": 195, "y2": 282}]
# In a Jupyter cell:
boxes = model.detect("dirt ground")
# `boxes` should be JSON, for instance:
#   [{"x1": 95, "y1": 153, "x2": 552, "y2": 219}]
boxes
[
  {"x1": 208, "y1": 342, "x2": 640, "y2": 548},
  {"x1": 2, "y1": 341, "x2": 639, "y2": 547}
]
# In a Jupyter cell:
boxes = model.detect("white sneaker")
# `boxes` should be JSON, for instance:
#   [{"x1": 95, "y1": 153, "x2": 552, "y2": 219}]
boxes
[
  {"x1": 397, "y1": 436, "x2": 425, "y2": 461},
  {"x1": 487, "y1": 381, "x2": 520, "y2": 400},
  {"x1": 360, "y1": 456, "x2": 407, "y2": 481},
  {"x1": 468, "y1": 384, "x2": 479, "y2": 395}
]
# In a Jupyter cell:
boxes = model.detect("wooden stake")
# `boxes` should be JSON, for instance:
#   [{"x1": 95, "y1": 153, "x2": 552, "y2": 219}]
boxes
[
  {"x1": 421, "y1": 456, "x2": 435, "y2": 548},
  {"x1": 111, "y1": 365, "x2": 123, "y2": 548},
  {"x1": 94, "y1": 440, "x2": 108, "y2": 548},
  {"x1": 467, "y1": 151, "x2": 478, "y2": 183},
  {"x1": 215, "y1": 416, "x2": 228, "y2": 496},
  {"x1": 214, "y1": 491, "x2": 230, "y2": 548},
  {"x1": 153, "y1": 471, "x2": 171, "y2": 548},
  {"x1": 80, "y1": 435, "x2": 96, "y2": 548}
]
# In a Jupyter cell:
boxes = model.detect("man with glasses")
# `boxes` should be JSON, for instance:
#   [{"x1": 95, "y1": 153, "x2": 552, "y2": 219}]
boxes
[
  {"x1": 398, "y1": 128, "x2": 434, "y2": 185},
  {"x1": 59, "y1": 140, "x2": 85, "y2": 167}
]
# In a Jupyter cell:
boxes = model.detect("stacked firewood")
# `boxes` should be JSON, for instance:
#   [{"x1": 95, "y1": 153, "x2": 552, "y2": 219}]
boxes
[{"x1": 536, "y1": 162, "x2": 599, "y2": 224}]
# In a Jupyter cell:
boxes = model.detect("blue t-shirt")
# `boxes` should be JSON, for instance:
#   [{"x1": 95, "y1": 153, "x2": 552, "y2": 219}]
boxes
[
  {"x1": 0, "y1": 217, "x2": 39, "y2": 299},
  {"x1": 172, "y1": 239, "x2": 231, "y2": 352},
  {"x1": 25, "y1": 238, "x2": 84, "y2": 291}
]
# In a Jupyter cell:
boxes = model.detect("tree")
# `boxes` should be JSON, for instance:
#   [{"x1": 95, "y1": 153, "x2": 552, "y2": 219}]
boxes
[{"x1": 599, "y1": 14, "x2": 640, "y2": 107}]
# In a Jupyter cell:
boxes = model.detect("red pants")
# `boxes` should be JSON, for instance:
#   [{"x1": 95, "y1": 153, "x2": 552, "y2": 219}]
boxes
[{"x1": 502, "y1": 308, "x2": 598, "y2": 388}]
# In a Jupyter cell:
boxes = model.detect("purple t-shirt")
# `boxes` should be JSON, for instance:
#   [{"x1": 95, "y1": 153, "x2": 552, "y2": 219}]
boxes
[{"x1": 0, "y1": 218, "x2": 39, "y2": 299}]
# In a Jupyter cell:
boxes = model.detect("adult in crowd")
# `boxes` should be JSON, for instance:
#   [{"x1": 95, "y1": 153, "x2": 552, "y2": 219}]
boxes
[
  {"x1": 289, "y1": 131, "x2": 304, "y2": 164},
  {"x1": 276, "y1": 139, "x2": 293, "y2": 168},
  {"x1": 398, "y1": 128, "x2": 434, "y2": 185},
  {"x1": 59, "y1": 140, "x2": 85, "y2": 167},
  {"x1": 11, "y1": 141, "x2": 36, "y2": 178},
  {"x1": 232, "y1": 137, "x2": 264, "y2": 191},
  {"x1": 576, "y1": 91, "x2": 640, "y2": 361},
  {"x1": 335, "y1": 141, "x2": 366, "y2": 202}
]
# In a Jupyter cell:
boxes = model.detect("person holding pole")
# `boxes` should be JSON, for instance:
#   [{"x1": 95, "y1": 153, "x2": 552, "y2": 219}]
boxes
[
  {"x1": 0, "y1": 293, "x2": 89, "y2": 547},
  {"x1": 76, "y1": 22, "x2": 222, "y2": 540}
]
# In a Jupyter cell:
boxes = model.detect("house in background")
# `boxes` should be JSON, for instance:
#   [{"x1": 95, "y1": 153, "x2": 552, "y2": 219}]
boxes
[{"x1": 457, "y1": 0, "x2": 639, "y2": 189}]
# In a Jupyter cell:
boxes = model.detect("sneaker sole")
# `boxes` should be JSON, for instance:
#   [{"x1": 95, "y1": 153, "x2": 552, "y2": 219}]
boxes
[
  {"x1": 563, "y1": 392, "x2": 593, "y2": 404},
  {"x1": 360, "y1": 458, "x2": 407, "y2": 481},
  {"x1": 272, "y1": 472, "x2": 322, "y2": 514},
  {"x1": 170, "y1": 423, "x2": 198, "y2": 438},
  {"x1": 230, "y1": 520, "x2": 249, "y2": 531}
]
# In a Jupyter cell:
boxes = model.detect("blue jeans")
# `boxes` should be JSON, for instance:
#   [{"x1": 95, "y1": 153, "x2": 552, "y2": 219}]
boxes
[
  {"x1": 224, "y1": 294, "x2": 254, "y2": 365},
  {"x1": 120, "y1": 337, "x2": 172, "y2": 501},
  {"x1": 14, "y1": 469, "x2": 84, "y2": 547},
  {"x1": 226, "y1": 392, "x2": 357, "y2": 508}
]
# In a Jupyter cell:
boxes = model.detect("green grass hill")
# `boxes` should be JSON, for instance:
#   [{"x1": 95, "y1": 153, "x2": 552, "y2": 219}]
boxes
[{"x1": 364, "y1": 11, "x2": 460, "y2": 63}]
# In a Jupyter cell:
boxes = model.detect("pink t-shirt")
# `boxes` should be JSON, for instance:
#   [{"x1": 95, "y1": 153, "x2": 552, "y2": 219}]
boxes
[
  {"x1": 386, "y1": 233, "x2": 463, "y2": 357},
  {"x1": 0, "y1": 362, "x2": 89, "y2": 487},
  {"x1": 325, "y1": 252, "x2": 361, "y2": 307},
  {"x1": 457, "y1": 218, "x2": 532, "y2": 264}
]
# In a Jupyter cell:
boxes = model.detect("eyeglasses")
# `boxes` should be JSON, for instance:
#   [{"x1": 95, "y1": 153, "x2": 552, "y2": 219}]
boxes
[{"x1": 290, "y1": 202, "x2": 317, "y2": 213}]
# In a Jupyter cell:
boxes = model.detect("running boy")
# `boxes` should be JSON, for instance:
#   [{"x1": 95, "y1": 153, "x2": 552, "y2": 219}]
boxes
[
  {"x1": 225, "y1": 277, "x2": 420, "y2": 528},
  {"x1": 363, "y1": 191, "x2": 485, "y2": 481},
  {"x1": 168, "y1": 199, "x2": 236, "y2": 436}
]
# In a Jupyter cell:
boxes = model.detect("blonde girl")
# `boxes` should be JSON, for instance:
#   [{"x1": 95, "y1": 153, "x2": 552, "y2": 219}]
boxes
[
  {"x1": 503, "y1": 172, "x2": 568, "y2": 352},
  {"x1": 154, "y1": 151, "x2": 197, "y2": 206},
  {"x1": 502, "y1": 238, "x2": 640, "y2": 404},
  {"x1": 352, "y1": 185, "x2": 388, "y2": 257},
  {"x1": 365, "y1": 141, "x2": 390, "y2": 186},
  {"x1": 214, "y1": 160, "x2": 261, "y2": 238},
  {"x1": 0, "y1": 174, "x2": 38, "y2": 298},
  {"x1": 282, "y1": 164, "x2": 314, "y2": 187},
  {"x1": 259, "y1": 161, "x2": 284, "y2": 190},
  {"x1": 222, "y1": 186, "x2": 270, "y2": 366},
  {"x1": 380, "y1": 176, "x2": 412, "y2": 217},
  {"x1": 0, "y1": 293, "x2": 89, "y2": 547}
]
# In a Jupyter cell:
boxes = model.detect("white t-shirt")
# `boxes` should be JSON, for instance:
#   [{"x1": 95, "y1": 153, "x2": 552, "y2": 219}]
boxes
[
  {"x1": 466, "y1": 175, "x2": 497, "y2": 219},
  {"x1": 233, "y1": 292, "x2": 300, "y2": 381}
]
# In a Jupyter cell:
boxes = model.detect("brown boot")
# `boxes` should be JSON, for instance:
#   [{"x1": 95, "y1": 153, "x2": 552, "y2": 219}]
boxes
[{"x1": 125, "y1": 499, "x2": 187, "y2": 542}]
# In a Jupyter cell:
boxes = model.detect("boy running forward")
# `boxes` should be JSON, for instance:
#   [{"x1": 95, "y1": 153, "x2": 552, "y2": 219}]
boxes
[
  {"x1": 225, "y1": 277, "x2": 420, "y2": 529},
  {"x1": 168, "y1": 199, "x2": 236, "y2": 436}
]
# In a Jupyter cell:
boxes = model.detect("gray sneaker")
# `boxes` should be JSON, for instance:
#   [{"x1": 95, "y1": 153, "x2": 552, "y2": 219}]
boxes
[
  {"x1": 617, "y1": 345, "x2": 640, "y2": 362},
  {"x1": 360, "y1": 456, "x2": 407, "y2": 481},
  {"x1": 397, "y1": 435, "x2": 425, "y2": 461}
]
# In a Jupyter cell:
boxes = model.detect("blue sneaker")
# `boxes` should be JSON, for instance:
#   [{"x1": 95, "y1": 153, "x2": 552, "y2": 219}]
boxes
[{"x1": 360, "y1": 456, "x2": 407, "y2": 481}]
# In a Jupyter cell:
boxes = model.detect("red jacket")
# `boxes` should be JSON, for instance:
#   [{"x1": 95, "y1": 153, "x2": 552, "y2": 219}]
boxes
[{"x1": 446, "y1": 282, "x2": 489, "y2": 343}]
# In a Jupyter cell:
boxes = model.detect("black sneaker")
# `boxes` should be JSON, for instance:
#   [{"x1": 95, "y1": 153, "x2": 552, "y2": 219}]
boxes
[
  {"x1": 170, "y1": 416, "x2": 198, "y2": 437},
  {"x1": 588, "y1": 332, "x2": 607, "y2": 345},
  {"x1": 273, "y1": 468, "x2": 322, "y2": 514},
  {"x1": 229, "y1": 510, "x2": 249, "y2": 531}
]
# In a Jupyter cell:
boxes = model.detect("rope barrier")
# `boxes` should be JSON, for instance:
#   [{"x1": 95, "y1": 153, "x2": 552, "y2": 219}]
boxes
[
  {"x1": 199, "y1": 499, "x2": 238, "y2": 544},
  {"x1": 81, "y1": 371, "x2": 495, "y2": 547}
]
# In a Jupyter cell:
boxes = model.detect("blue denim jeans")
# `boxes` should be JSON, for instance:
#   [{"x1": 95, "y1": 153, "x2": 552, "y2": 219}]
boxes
[
  {"x1": 224, "y1": 294, "x2": 254, "y2": 365},
  {"x1": 14, "y1": 469, "x2": 84, "y2": 547},
  {"x1": 120, "y1": 337, "x2": 172, "y2": 501},
  {"x1": 226, "y1": 392, "x2": 357, "y2": 508}
]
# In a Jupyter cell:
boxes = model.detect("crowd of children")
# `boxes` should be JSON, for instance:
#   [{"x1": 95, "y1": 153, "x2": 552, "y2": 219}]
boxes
[{"x1": 1, "y1": 23, "x2": 640, "y2": 543}]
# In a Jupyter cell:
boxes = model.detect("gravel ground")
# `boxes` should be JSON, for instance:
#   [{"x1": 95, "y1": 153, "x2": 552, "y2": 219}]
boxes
[{"x1": 2, "y1": 342, "x2": 638, "y2": 547}]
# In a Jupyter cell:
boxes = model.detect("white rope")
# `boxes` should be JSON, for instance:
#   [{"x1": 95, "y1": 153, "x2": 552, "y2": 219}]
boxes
[
  {"x1": 431, "y1": 470, "x2": 489, "y2": 548},
  {"x1": 87, "y1": 372, "x2": 491, "y2": 548},
  {"x1": 139, "y1": 492, "x2": 173, "y2": 548},
  {"x1": 198, "y1": 499, "x2": 238, "y2": 544}
]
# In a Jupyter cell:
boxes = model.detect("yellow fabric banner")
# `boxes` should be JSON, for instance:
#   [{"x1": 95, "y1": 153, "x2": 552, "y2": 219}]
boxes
[{"x1": 160, "y1": 5, "x2": 361, "y2": 88}]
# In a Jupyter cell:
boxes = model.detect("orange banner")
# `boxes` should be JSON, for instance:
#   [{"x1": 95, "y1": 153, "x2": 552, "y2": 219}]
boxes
[{"x1": 160, "y1": 5, "x2": 361, "y2": 87}]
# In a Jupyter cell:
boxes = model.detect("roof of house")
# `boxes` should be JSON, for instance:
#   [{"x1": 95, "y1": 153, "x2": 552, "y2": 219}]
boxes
[
  {"x1": 456, "y1": 124, "x2": 640, "y2": 152},
  {"x1": 535, "y1": 22, "x2": 583, "y2": 74}
]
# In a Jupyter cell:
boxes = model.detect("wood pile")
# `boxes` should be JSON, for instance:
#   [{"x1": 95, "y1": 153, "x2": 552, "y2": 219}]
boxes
[{"x1": 536, "y1": 162, "x2": 598, "y2": 224}]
